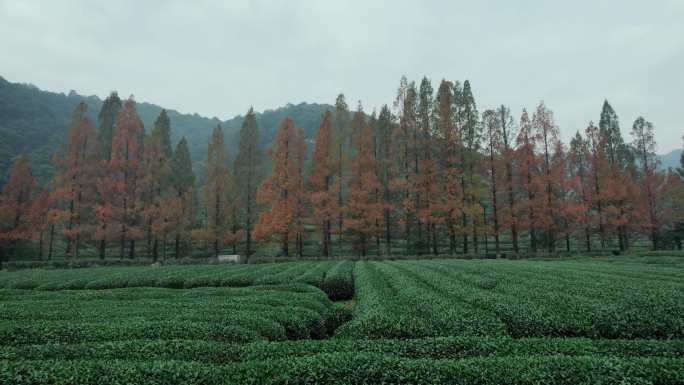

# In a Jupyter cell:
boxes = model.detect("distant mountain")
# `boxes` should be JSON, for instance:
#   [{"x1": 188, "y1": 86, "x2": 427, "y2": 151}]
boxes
[
  {"x1": 657, "y1": 149, "x2": 683, "y2": 171},
  {"x1": 0, "y1": 76, "x2": 333, "y2": 184}
]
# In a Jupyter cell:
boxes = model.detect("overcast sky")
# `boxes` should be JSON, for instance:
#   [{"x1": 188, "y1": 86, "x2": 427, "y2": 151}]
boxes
[{"x1": 1, "y1": 0, "x2": 682, "y2": 152}]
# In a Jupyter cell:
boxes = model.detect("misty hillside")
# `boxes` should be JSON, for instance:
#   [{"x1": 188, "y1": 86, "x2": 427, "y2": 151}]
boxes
[
  {"x1": 657, "y1": 148, "x2": 683, "y2": 171},
  {"x1": 0, "y1": 76, "x2": 332, "y2": 184}
]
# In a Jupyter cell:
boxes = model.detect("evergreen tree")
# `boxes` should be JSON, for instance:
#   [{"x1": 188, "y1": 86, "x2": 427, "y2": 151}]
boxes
[
  {"x1": 460, "y1": 80, "x2": 482, "y2": 253},
  {"x1": 170, "y1": 137, "x2": 196, "y2": 258},
  {"x1": 203, "y1": 125, "x2": 232, "y2": 257},
  {"x1": 139, "y1": 110, "x2": 174, "y2": 260},
  {"x1": 152, "y1": 110, "x2": 173, "y2": 159},
  {"x1": 332, "y1": 94, "x2": 350, "y2": 254},
  {"x1": 234, "y1": 107, "x2": 262, "y2": 259},
  {"x1": 97, "y1": 92, "x2": 122, "y2": 161},
  {"x1": 375, "y1": 105, "x2": 395, "y2": 255},
  {"x1": 598, "y1": 100, "x2": 633, "y2": 250}
]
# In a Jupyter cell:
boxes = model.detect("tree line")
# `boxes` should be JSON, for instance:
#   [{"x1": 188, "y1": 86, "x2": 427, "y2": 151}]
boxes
[{"x1": 1, "y1": 76, "x2": 683, "y2": 262}]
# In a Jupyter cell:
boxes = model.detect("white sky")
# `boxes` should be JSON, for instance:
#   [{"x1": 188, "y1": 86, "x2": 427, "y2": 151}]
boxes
[{"x1": 1, "y1": 0, "x2": 682, "y2": 152}]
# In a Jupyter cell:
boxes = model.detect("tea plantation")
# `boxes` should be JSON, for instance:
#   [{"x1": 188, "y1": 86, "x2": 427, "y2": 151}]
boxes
[{"x1": 0, "y1": 256, "x2": 682, "y2": 384}]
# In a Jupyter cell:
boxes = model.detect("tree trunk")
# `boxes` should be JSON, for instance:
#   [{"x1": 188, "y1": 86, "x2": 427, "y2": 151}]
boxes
[
  {"x1": 431, "y1": 223, "x2": 438, "y2": 255},
  {"x1": 38, "y1": 231, "x2": 44, "y2": 260},
  {"x1": 129, "y1": 239, "x2": 135, "y2": 259},
  {"x1": 120, "y1": 224, "x2": 126, "y2": 260}
]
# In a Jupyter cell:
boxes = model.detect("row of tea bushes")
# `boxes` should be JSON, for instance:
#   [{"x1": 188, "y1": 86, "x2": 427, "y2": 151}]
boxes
[
  {"x1": 1, "y1": 336, "x2": 681, "y2": 363},
  {"x1": 0, "y1": 285, "x2": 343, "y2": 345},
  {"x1": 339, "y1": 259, "x2": 684, "y2": 339},
  {"x1": 0, "y1": 355, "x2": 681, "y2": 384},
  {"x1": 0, "y1": 261, "x2": 356, "y2": 300}
]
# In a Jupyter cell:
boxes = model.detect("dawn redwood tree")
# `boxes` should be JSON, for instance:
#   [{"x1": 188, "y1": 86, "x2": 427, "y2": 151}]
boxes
[
  {"x1": 515, "y1": 109, "x2": 542, "y2": 253},
  {"x1": 375, "y1": 105, "x2": 395, "y2": 255},
  {"x1": 99, "y1": 97, "x2": 145, "y2": 259},
  {"x1": 532, "y1": 102, "x2": 559, "y2": 251},
  {"x1": 570, "y1": 132, "x2": 594, "y2": 251},
  {"x1": 631, "y1": 116, "x2": 660, "y2": 249},
  {"x1": 483, "y1": 109, "x2": 503, "y2": 255},
  {"x1": 234, "y1": 108, "x2": 262, "y2": 259},
  {"x1": 550, "y1": 141, "x2": 575, "y2": 251},
  {"x1": 203, "y1": 125, "x2": 233, "y2": 257},
  {"x1": 332, "y1": 94, "x2": 350, "y2": 254},
  {"x1": 0, "y1": 152, "x2": 35, "y2": 264},
  {"x1": 435, "y1": 79, "x2": 460, "y2": 254},
  {"x1": 94, "y1": 93, "x2": 123, "y2": 258},
  {"x1": 345, "y1": 107, "x2": 383, "y2": 256},
  {"x1": 309, "y1": 111, "x2": 337, "y2": 257},
  {"x1": 414, "y1": 77, "x2": 440, "y2": 254},
  {"x1": 169, "y1": 137, "x2": 196, "y2": 258},
  {"x1": 50, "y1": 102, "x2": 99, "y2": 258},
  {"x1": 394, "y1": 78, "x2": 419, "y2": 254},
  {"x1": 140, "y1": 110, "x2": 174, "y2": 261},
  {"x1": 586, "y1": 122, "x2": 609, "y2": 248},
  {"x1": 459, "y1": 80, "x2": 482, "y2": 253},
  {"x1": 499, "y1": 105, "x2": 519, "y2": 254},
  {"x1": 253, "y1": 118, "x2": 307, "y2": 257},
  {"x1": 28, "y1": 188, "x2": 53, "y2": 259}
]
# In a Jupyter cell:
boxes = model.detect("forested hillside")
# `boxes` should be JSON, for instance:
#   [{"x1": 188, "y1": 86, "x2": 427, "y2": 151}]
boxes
[{"x1": 0, "y1": 76, "x2": 332, "y2": 184}]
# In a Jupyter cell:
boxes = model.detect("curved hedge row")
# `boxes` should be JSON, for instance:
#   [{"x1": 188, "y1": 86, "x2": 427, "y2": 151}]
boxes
[
  {"x1": 0, "y1": 355, "x2": 681, "y2": 384},
  {"x1": 0, "y1": 262, "x2": 356, "y2": 300},
  {"x1": 0, "y1": 285, "x2": 340, "y2": 345}
]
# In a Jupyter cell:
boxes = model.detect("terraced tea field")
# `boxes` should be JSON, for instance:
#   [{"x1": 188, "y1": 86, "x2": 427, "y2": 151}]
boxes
[{"x1": 0, "y1": 256, "x2": 682, "y2": 384}]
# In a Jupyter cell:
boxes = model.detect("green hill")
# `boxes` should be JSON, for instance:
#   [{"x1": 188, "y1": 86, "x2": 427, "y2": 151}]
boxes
[{"x1": 0, "y1": 76, "x2": 333, "y2": 184}]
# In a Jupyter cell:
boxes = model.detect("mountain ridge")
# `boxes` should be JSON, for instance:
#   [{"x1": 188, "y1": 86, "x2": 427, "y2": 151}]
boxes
[{"x1": 0, "y1": 76, "x2": 333, "y2": 183}]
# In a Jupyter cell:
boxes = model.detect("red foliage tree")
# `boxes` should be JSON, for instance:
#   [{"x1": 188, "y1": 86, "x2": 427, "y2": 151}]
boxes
[
  {"x1": 344, "y1": 108, "x2": 383, "y2": 256},
  {"x1": 50, "y1": 102, "x2": 99, "y2": 258},
  {"x1": 96, "y1": 97, "x2": 145, "y2": 259},
  {"x1": 0, "y1": 152, "x2": 35, "y2": 263},
  {"x1": 253, "y1": 118, "x2": 307, "y2": 257},
  {"x1": 309, "y1": 111, "x2": 337, "y2": 257},
  {"x1": 514, "y1": 109, "x2": 544, "y2": 252}
]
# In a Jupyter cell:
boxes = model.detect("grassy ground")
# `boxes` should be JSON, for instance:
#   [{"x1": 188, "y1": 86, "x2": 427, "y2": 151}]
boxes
[{"x1": 0, "y1": 255, "x2": 682, "y2": 384}]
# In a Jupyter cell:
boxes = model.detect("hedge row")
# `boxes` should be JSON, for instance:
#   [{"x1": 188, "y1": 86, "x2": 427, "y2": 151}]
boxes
[
  {"x1": 336, "y1": 261, "x2": 507, "y2": 339},
  {"x1": 0, "y1": 261, "x2": 356, "y2": 300},
  {"x1": 0, "y1": 285, "x2": 341, "y2": 345},
  {"x1": 338, "y1": 259, "x2": 684, "y2": 339},
  {"x1": 0, "y1": 355, "x2": 682, "y2": 384},
  {"x1": 1, "y1": 337, "x2": 681, "y2": 363}
]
